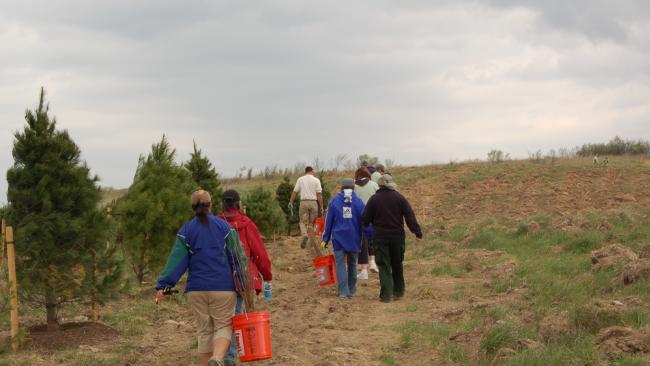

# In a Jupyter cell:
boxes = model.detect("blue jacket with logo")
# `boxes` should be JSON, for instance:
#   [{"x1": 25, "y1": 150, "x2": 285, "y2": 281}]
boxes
[
  {"x1": 156, "y1": 214, "x2": 236, "y2": 292},
  {"x1": 322, "y1": 191, "x2": 371, "y2": 253}
]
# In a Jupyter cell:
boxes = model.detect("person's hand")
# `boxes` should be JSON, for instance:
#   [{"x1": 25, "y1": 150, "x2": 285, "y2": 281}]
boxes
[
  {"x1": 320, "y1": 241, "x2": 329, "y2": 249},
  {"x1": 320, "y1": 207, "x2": 325, "y2": 215},
  {"x1": 155, "y1": 289, "x2": 165, "y2": 304},
  {"x1": 288, "y1": 202, "x2": 293, "y2": 209},
  {"x1": 415, "y1": 232, "x2": 423, "y2": 240}
]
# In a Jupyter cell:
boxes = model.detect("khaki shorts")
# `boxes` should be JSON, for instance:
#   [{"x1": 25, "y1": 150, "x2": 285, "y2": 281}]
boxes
[{"x1": 188, "y1": 291, "x2": 237, "y2": 354}]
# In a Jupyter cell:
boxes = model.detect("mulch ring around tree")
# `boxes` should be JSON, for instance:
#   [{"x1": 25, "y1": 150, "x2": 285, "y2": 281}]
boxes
[{"x1": 25, "y1": 322, "x2": 120, "y2": 351}]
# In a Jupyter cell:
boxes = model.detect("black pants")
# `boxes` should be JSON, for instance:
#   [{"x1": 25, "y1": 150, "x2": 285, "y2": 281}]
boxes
[
  {"x1": 358, "y1": 234, "x2": 373, "y2": 265},
  {"x1": 374, "y1": 238, "x2": 405, "y2": 301}
]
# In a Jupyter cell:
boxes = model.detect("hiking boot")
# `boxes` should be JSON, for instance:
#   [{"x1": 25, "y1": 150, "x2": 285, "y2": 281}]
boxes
[
  {"x1": 224, "y1": 360, "x2": 238, "y2": 366},
  {"x1": 300, "y1": 237, "x2": 308, "y2": 249},
  {"x1": 208, "y1": 357, "x2": 225, "y2": 366},
  {"x1": 357, "y1": 269, "x2": 368, "y2": 280},
  {"x1": 369, "y1": 260, "x2": 379, "y2": 273}
]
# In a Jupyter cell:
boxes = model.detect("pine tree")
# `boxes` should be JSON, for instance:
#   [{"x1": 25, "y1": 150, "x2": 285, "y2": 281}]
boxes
[
  {"x1": 119, "y1": 136, "x2": 196, "y2": 283},
  {"x1": 6, "y1": 89, "x2": 113, "y2": 330},
  {"x1": 184, "y1": 141, "x2": 222, "y2": 203},
  {"x1": 317, "y1": 171, "x2": 332, "y2": 207},
  {"x1": 79, "y1": 208, "x2": 127, "y2": 320},
  {"x1": 276, "y1": 176, "x2": 300, "y2": 235},
  {"x1": 245, "y1": 186, "x2": 286, "y2": 238}
]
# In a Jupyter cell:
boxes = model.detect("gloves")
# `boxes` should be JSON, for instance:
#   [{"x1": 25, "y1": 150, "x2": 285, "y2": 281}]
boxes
[{"x1": 320, "y1": 241, "x2": 329, "y2": 249}]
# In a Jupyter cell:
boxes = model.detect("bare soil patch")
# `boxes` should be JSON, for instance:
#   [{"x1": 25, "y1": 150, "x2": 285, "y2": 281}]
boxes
[{"x1": 25, "y1": 322, "x2": 120, "y2": 351}]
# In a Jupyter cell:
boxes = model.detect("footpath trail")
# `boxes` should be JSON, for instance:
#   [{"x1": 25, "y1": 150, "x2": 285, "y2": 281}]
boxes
[
  {"x1": 254, "y1": 236, "x2": 397, "y2": 366},
  {"x1": 241, "y1": 236, "x2": 508, "y2": 366}
]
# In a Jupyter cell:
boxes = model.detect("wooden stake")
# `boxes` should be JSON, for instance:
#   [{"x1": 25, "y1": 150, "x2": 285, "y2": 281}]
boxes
[
  {"x1": 6, "y1": 226, "x2": 19, "y2": 351},
  {"x1": 1, "y1": 219, "x2": 5, "y2": 269}
]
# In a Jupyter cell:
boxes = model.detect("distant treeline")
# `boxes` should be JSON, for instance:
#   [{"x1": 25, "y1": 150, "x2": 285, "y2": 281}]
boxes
[{"x1": 576, "y1": 137, "x2": 650, "y2": 157}]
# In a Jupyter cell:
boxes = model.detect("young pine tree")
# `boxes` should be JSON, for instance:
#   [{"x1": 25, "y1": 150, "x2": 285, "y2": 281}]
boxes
[
  {"x1": 6, "y1": 89, "x2": 116, "y2": 330},
  {"x1": 184, "y1": 141, "x2": 223, "y2": 203},
  {"x1": 245, "y1": 187, "x2": 286, "y2": 238},
  {"x1": 317, "y1": 170, "x2": 332, "y2": 207},
  {"x1": 119, "y1": 136, "x2": 196, "y2": 283},
  {"x1": 276, "y1": 176, "x2": 300, "y2": 235},
  {"x1": 79, "y1": 208, "x2": 127, "y2": 320}
]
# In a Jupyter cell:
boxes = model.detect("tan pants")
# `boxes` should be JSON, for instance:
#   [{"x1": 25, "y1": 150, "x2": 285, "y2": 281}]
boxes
[
  {"x1": 299, "y1": 200, "x2": 319, "y2": 237},
  {"x1": 188, "y1": 291, "x2": 237, "y2": 354}
]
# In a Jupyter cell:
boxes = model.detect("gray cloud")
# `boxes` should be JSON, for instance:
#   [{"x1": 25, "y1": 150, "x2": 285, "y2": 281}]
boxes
[{"x1": 1, "y1": 1, "x2": 649, "y2": 204}]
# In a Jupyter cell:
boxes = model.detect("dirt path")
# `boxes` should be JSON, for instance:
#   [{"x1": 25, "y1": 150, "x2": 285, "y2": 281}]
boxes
[{"x1": 125, "y1": 236, "x2": 517, "y2": 366}]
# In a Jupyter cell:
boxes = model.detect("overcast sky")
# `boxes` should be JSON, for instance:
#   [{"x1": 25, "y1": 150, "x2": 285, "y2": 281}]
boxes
[{"x1": 1, "y1": 1, "x2": 649, "y2": 204}]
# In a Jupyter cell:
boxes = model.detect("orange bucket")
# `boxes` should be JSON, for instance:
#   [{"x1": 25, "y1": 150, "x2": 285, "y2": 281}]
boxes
[
  {"x1": 232, "y1": 311, "x2": 272, "y2": 363},
  {"x1": 312, "y1": 254, "x2": 336, "y2": 286},
  {"x1": 313, "y1": 217, "x2": 325, "y2": 237}
]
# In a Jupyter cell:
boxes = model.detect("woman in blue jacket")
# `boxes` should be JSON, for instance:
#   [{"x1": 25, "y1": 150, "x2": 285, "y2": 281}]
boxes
[
  {"x1": 321, "y1": 178, "x2": 369, "y2": 299},
  {"x1": 155, "y1": 190, "x2": 237, "y2": 366}
]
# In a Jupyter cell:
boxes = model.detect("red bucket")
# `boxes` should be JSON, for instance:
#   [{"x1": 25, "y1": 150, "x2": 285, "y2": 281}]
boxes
[
  {"x1": 313, "y1": 217, "x2": 325, "y2": 237},
  {"x1": 312, "y1": 254, "x2": 336, "y2": 286},
  {"x1": 232, "y1": 311, "x2": 272, "y2": 363}
]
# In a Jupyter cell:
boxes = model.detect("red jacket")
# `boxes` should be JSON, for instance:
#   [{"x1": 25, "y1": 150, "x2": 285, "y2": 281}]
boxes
[{"x1": 219, "y1": 209, "x2": 272, "y2": 292}]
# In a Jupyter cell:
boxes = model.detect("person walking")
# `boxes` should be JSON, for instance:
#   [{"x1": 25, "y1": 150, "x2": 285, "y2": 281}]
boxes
[
  {"x1": 321, "y1": 178, "x2": 368, "y2": 299},
  {"x1": 353, "y1": 168, "x2": 380, "y2": 279},
  {"x1": 288, "y1": 166, "x2": 324, "y2": 255},
  {"x1": 371, "y1": 163, "x2": 385, "y2": 183},
  {"x1": 361, "y1": 174, "x2": 422, "y2": 303},
  {"x1": 218, "y1": 189, "x2": 273, "y2": 366},
  {"x1": 155, "y1": 190, "x2": 237, "y2": 366}
]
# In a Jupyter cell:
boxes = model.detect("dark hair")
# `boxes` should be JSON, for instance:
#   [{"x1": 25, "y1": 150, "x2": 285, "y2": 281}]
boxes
[
  {"x1": 222, "y1": 200, "x2": 240, "y2": 210},
  {"x1": 305, "y1": 166, "x2": 314, "y2": 173},
  {"x1": 354, "y1": 167, "x2": 371, "y2": 180},
  {"x1": 222, "y1": 189, "x2": 241, "y2": 210}
]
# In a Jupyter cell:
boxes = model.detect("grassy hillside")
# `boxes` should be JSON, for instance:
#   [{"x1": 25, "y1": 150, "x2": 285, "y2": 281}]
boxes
[{"x1": 5, "y1": 156, "x2": 650, "y2": 365}]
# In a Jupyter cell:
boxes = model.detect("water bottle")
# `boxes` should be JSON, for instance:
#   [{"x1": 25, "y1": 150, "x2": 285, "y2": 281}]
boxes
[{"x1": 263, "y1": 282, "x2": 272, "y2": 301}]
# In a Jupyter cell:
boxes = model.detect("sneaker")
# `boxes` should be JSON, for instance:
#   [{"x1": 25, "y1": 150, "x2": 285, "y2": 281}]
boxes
[
  {"x1": 369, "y1": 260, "x2": 379, "y2": 273},
  {"x1": 357, "y1": 269, "x2": 368, "y2": 280},
  {"x1": 300, "y1": 237, "x2": 308, "y2": 249},
  {"x1": 208, "y1": 357, "x2": 225, "y2": 366},
  {"x1": 224, "y1": 360, "x2": 238, "y2": 366}
]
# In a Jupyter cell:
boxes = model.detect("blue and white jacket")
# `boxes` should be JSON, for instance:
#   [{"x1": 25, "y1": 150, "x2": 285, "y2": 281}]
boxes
[{"x1": 322, "y1": 191, "x2": 371, "y2": 253}]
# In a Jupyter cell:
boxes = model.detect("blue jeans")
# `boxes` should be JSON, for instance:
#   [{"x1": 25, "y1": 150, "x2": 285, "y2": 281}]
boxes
[
  {"x1": 225, "y1": 295, "x2": 244, "y2": 363},
  {"x1": 334, "y1": 250, "x2": 358, "y2": 298}
]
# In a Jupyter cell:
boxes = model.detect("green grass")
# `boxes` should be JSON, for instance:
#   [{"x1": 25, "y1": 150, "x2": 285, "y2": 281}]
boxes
[
  {"x1": 623, "y1": 308, "x2": 650, "y2": 328},
  {"x1": 379, "y1": 351, "x2": 398, "y2": 366},
  {"x1": 503, "y1": 335, "x2": 597, "y2": 366},
  {"x1": 445, "y1": 225, "x2": 472, "y2": 242},
  {"x1": 395, "y1": 320, "x2": 450, "y2": 349},
  {"x1": 431, "y1": 262, "x2": 465, "y2": 278},
  {"x1": 572, "y1": 304, "x2": 624, "y2": 334},
  {"x1": 442, "y1": 344, "x2": 468, "y2": 364},
  {"x1": 480, "y1": 323, "x2": 519, "y2": 356},
  {"x1": 53, "y1": 350, "x2": 125, "y2": 366},
  {"x1": 103, "y1": 301, "x2": 157, "y2": 336},
  {"x1": 612, "y1": 355, "x2": 647, "y2": 366}
]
